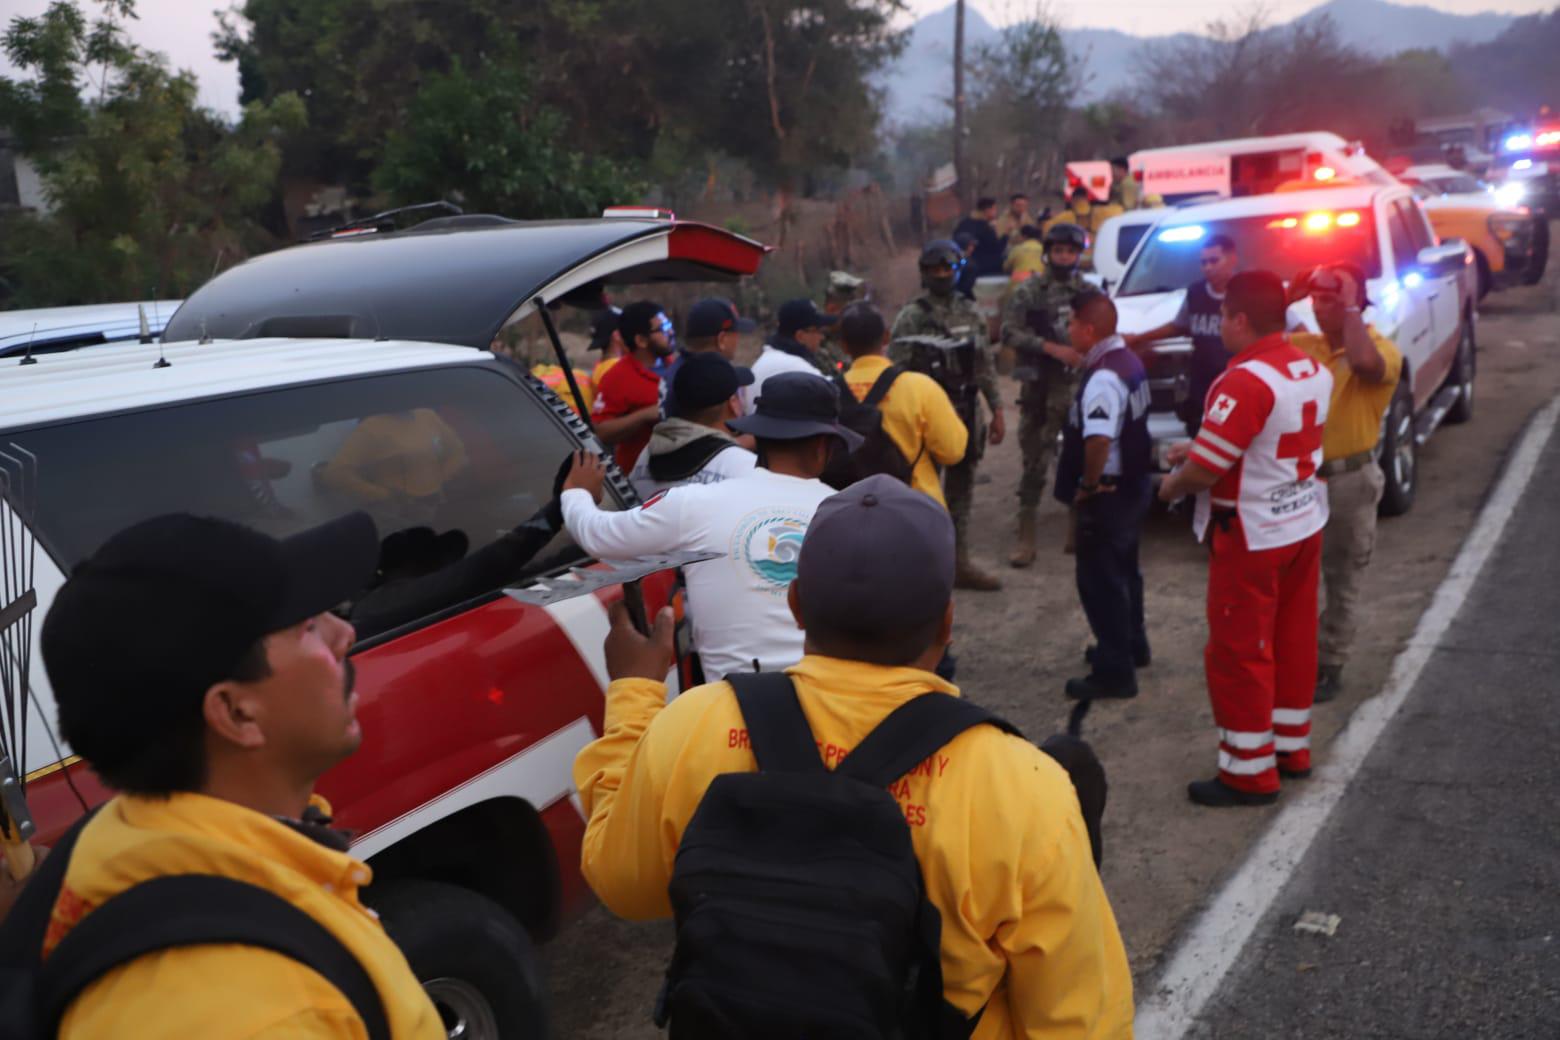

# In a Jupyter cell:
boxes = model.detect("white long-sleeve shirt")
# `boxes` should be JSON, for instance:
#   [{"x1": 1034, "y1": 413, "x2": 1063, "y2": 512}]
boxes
[{"x1": 562, "y1": 469, "x2": 835, "y2": 678}]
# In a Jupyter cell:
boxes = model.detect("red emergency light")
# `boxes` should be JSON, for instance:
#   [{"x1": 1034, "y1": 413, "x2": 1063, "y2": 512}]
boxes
[{"x1": 1265, "y1": 211, "x2": 1361, "y2": 232}]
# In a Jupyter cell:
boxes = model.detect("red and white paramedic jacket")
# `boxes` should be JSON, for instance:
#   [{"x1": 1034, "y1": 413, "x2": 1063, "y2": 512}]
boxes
[{"x1": 1187, "y1": 333, "x2": 1334, "y2": 550}]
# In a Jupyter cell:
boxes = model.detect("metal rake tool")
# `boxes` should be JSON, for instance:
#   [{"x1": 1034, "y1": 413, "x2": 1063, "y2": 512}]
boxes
[
  {"x1": 505, "y1": 551, "x2": 722, "y2": 634},
  {"x1": 0, "y1": 444, "x2": 40, "y2": 880}
]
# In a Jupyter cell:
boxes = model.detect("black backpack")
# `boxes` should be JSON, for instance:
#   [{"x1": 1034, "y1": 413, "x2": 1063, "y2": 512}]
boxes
[
  {"x1": 0, "y1": 810, "x2": 390, "y2": 1040},
  {"x1": 654, "y1": 672, "x2": 1021, "y2": 1039},
  {"x1": 822, "y1": 366, "x2": 919, "y2": 491}
]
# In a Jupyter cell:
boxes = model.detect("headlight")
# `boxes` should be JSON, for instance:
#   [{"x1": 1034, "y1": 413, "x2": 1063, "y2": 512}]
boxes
[{"x1": 1493, "y1": 183, "x2": 1526, "y2": 209}]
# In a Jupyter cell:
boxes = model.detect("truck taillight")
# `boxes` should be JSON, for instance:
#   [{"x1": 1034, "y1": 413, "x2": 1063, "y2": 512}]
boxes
[{"x1": 1313, "y1": 166, "x2": 1337, "y2": 181}]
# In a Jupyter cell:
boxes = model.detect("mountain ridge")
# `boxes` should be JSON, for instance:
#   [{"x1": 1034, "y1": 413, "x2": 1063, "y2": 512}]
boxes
[{"x1": 881, "y1": 0, "x2": 1519, "y2": 127}]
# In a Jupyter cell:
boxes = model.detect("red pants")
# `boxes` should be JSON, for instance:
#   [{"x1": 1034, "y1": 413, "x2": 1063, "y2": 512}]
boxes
[{"x1": 1205, "y1": 521, "x2": 1322, "y2": 794}]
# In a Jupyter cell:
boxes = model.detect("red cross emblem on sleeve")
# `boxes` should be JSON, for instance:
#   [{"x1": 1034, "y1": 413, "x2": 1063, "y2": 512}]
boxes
[{"x1": 1276, "y1": 400, "x2": 1324, "y2": 481}]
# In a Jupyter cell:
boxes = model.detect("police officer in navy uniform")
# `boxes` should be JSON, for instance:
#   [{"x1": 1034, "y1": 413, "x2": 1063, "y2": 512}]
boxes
[
  {"x1": 1124, "y1": 232, "x2": 1238, "y2": 435},
  {"x1": 1055, "y1": 292, "x2": 1153, "y2": 701}
]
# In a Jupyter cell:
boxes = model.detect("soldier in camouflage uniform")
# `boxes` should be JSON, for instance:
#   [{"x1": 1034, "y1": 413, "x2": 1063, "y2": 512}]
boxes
[
  {"x1": 1001, "y1": 222, "x2": 1091, "y2": 567},
  {"x1": 890, "y1": 240, "x2": 1007, "y2": 590},
  {"x1": 815, "y1": 270, "x2": 866, "y2": 376}
]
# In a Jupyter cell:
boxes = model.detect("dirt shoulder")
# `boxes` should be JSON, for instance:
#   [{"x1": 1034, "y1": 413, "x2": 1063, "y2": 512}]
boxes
[{"x1": 544, "y1": 235, "x2": 1560, "y2": 1036}]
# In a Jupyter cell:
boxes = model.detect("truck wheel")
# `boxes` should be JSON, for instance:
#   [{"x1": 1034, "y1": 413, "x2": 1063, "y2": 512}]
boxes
[
  {"x1": 1473, "y1": 250, "x2": 1492, "y2": 301},
  {"x1": 1446, "y1": 316, "x2": 1476, "y2": 425},
  {"x1": 1378, "y1": 383, "x2": 1417, "y2": 517},
  {"x1": 1524, "y1": 219, "x2": 1550, "y2": 285},
  {"x1": 369, "y1": 880, "x2": 548, "y2": 1040}
]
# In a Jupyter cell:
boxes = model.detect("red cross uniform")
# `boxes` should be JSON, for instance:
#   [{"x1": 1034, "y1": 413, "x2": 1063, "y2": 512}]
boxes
[{"x1": 1185, "y1": 333, "x2": 1333, "y2": 793}]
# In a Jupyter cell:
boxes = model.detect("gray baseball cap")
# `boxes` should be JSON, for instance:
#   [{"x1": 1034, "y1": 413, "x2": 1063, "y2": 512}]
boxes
[{"x1": 796, "y1": 475, "x2": 955, "y2": 637}]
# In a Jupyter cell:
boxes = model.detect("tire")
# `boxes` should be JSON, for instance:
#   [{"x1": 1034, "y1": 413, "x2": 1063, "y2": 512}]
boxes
[
  {"x1": 1445, "y1": 315, "x2": 1476, "y2": 425},
  {"x1": 1524, "y1": 219, "x2": 1550, "y2": 286},
  {"x1": 369, "y1": 880, "x2": 549, "y2": 1040},
  {"x1": 1378, "y1": 382, "x2": 1417, "y2": 518}
]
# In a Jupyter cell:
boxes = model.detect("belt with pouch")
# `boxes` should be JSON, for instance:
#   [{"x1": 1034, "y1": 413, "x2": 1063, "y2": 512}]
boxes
[{"x1": 1319, "y1": 449, "x2": 1377, "y2": 478}]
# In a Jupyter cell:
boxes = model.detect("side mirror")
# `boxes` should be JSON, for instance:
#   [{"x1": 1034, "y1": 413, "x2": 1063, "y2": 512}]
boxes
[{"x1": 1415, "y1": 241, "x2": 1468, "y2": 278}]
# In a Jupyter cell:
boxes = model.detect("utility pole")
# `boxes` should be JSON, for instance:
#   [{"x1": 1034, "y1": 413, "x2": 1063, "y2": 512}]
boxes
[{"x1": 953, "y1": 0, "x2": 967, "y2": 210}]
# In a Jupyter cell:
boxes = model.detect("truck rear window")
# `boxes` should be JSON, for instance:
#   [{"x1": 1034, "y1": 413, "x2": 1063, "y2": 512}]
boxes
[
  {"x1": 8, "y1": 363, "x2": 601, "y2": 638},
  {"x1": 1117, "y1": 211, "x2": 1380, "y2": 297}
]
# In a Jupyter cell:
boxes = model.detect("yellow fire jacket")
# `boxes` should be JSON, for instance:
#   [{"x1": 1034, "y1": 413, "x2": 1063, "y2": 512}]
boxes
[
  {"x1": 47, "y1": 792, "x2": 443, "y2": 1039},
  {"x1": 843, "y1": 354, "x2": 970, "y2": 507},
  {"x1": 575, "y1": 655, "x2": 1135, "y2": 1039}
]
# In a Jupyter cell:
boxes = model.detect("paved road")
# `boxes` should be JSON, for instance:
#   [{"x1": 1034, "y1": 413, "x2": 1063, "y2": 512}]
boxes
[{"x1": 1187, "y1": 410, "x2": 1560, "y2": 1040}]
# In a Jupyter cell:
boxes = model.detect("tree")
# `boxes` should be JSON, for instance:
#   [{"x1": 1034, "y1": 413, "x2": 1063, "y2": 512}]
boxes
[
  {"x1": 0, "y1": 0, "x2": 304, "y2": 306},
  {"x1": 372, "y1": 57, "x2": 641, "y2": 219},
  {"x1": 216, "y1": 0, "x2": 908, "y2": 196},
  {"x1": 1132, "y1": 8, "x2": 1381, "y2": 144},
  {"x1": 964, "y1": 5, "x2": 1077, "y2": 196}
]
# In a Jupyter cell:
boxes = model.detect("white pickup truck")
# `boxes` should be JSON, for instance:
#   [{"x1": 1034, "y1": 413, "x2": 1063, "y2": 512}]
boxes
[{"x1": 1110, "y1": 182, "x2": 1477, "y2": 516}]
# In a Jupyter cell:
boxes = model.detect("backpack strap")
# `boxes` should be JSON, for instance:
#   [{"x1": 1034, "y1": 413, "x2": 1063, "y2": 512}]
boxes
[
  {"x1": 729, "y1": 672, "x2": 825, "y2": 775},
  {"x1": 0, "y1": 807, "x2": 101, "y2": 981},
  {"x1": 646, "y1": 434, "x2": 737, "y2": 482},
  {"x1": 861, "y1": 365, "x2": 904, "y2": 408},
  {"x1": 838, "y1": 693, "x2": 1022, "y2": 789},
  {"x1": 38, "y1": 874, "x2": 391, "y2": 1040}
]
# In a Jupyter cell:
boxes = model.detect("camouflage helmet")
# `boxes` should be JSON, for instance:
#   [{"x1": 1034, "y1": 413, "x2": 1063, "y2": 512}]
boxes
[
  {"x1": 919, "y1": 239, "x2": 964, "y2": 269},
  {"x1": 1043, "y1": 222, "x2": 1090, "y2": 253}
]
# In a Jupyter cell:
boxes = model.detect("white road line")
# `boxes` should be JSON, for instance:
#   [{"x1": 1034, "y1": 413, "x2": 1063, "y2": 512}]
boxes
[{"x1": 1135, "y1": 396, "x2": 1560, "y2": 1039}]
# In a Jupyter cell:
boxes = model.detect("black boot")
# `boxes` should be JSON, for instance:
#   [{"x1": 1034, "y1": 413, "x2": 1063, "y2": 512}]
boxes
[
  {"x1": 1064, "y1": 671, "x2": 1138, "y2": 701},
  {"x1": 1086, "y1": 643, "x2": 1152, "y2": 669},
  {"x1": 1314, "y1": 665, "x2": 1343, "y2": 704},
  {"x1": 1187, "y1": 777, "x2": 1278, "y2": 808}
]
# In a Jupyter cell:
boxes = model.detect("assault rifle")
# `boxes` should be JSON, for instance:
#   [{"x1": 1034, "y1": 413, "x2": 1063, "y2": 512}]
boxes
[
  {"x1": 891, "y1": 334, "x2": 980, "y2": 432},
  {"x1": 1014, "y1": 308, "x2": 1061, "y2": 396}
]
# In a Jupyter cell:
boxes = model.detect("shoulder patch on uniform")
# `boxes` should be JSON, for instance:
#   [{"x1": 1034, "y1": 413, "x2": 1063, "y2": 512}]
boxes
[
  {"x1": 1208, "y1": 393, "x2": 1238, "y2": 425},
  {"x1": 1087, "y1": 404, "x2": 1110, "y2": 420},
  {"x1": 641, "y1": 490, "x2": 669, "y2": 509}
]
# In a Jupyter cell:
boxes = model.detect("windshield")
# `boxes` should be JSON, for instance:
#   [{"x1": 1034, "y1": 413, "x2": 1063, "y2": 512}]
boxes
[
  {"x1": 1424, "y1": 174, "x2": 1484, "y2": 195},
  {"x1": 1117, "y1": 211, "x2": 1380, "y2": 297}
]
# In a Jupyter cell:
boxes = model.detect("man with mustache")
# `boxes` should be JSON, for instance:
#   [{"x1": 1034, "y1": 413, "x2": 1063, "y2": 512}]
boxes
[{"x1": 25, "y1": 512, "x2": 444, "y2": 1038}]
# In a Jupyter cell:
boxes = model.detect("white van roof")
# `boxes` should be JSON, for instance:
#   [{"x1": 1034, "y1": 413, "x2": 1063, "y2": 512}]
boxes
[{"x1": 1133, "y1": 131, "x2": 1355, "y2": 160}]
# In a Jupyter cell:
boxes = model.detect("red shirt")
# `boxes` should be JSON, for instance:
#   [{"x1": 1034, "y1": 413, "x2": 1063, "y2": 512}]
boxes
[{"x1": 591, "y1": 352, "x2": 663, "y2": 471}]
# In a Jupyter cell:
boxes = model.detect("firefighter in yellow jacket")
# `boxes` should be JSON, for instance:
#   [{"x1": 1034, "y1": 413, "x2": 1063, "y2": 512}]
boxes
[
  {"x1": 35, "y1": 513, "x2": 445, "y2": 1039},
  {"x1": 574, "y1": 476, "x2": 1134, "y2": 1039}
]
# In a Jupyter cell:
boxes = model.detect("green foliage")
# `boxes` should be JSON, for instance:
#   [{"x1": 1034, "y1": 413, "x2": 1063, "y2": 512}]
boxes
[
  {"x1": 372, "y1": 58, "x2": 642, "y2": 218},
  {"x1": 0, "y1": 1, "x2": 303, "y2": 306},
  {"x1": 964, "y1": 8, "x2": 1077, "y2": 195},
  {"x1": 217, "y1": 0, "x2": 906, "y2": 193}
]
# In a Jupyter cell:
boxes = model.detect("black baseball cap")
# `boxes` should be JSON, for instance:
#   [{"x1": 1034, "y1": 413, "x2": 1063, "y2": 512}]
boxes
[
  {"x1": 42, "y1": 512, "x2": 380, "y2": 776},
  {"x1": 777, "y1": 299, "x2": 840, "y2": 336},
  {"x1": 727, "y1": 372, "x2": 864, "y2": 450},
  {"x1": 588, "y1": 307, "x2": 622, "y2": 350},
  {"x1": 671, "y1": 353, "x2": 754, "y2": 415},
  {"x1": 686, "y1": 298, "x2": 757, "y2": 339},
  {"x1": 796, "y1": 475, "x2": 955, "y2": 636}
]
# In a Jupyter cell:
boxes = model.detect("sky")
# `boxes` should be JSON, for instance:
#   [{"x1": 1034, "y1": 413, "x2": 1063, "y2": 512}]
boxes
[{"x1": 2, "y1": 0, "x2": 1556, "y2": 118}]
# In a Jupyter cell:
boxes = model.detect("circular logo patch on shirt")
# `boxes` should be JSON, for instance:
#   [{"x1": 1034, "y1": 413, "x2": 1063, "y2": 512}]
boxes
[{"x1": 731, "y1": 511, "x2": 810, "y2": 591}]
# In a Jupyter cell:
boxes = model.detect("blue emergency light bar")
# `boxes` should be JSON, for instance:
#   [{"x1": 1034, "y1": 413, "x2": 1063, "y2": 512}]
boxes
[{"x1": 1159, "y1": 225, "x2": 1206, "y2": 244}]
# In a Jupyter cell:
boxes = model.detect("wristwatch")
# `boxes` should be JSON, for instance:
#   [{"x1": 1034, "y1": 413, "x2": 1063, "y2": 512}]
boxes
[{"x1": 1078, "y1": 479, "x2": 1100, "y2": 494}]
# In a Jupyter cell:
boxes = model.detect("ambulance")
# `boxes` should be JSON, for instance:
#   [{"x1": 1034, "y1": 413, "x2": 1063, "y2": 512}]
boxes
[{"x1": 1128, "y1": 131, "x2": 1396, "y2": 203}]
